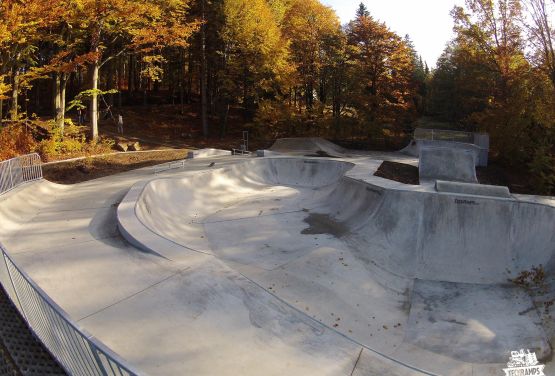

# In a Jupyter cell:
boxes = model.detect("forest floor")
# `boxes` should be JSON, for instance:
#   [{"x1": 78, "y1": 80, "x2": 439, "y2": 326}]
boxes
[
  {"x1": 94, "y1": 104, "x2": 274, "y2": 151},
  {"x1": 43, "y1": 149, "x2": 190, "y2": 184}
]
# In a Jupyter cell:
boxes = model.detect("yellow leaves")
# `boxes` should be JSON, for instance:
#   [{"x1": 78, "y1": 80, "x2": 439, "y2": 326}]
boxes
[
  {"x1": 132, "y1": 20, "x2": 201, "y2": 53},
  {"x1": 45, "y1": 51, "x2": 100, "y2": 74},
  {"x1": 223, "y1": 0, "x2": 289, "y2": 77},
  {"x1": 140, "y1": 55, "x2": 167, "y2": 82},
  {"x1": 0, "y1": 75, "x2": 11, "y2": 101}
]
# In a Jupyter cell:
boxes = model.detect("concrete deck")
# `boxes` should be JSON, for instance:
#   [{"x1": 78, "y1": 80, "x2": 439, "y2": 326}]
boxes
[{"x1": 1, "y1": 147, "x2": 554, "y2": 376}]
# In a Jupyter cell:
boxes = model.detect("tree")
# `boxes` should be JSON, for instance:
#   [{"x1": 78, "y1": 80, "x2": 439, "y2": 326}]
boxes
[
  {"x1": 71, "y1": 0, "x2": 198, "y2": 139},
  {"x1": 346, "y1": 5, "x2": 416, "y2": 129},
  {"x1": 283, "y1": 0, "x2": 342, "y2": 110},
  {"x1": 0, "y1": 0, "x2": 57, "y2": 120},
  {"x1": 221, "y1": 0, "x2": 290, "y2": 118},
  {"x1": 525, "y1": 0, "x2": 555, "y2": 87},
  {"x1": 451, "y1": 0, "x2": 528, "y2": 99}
]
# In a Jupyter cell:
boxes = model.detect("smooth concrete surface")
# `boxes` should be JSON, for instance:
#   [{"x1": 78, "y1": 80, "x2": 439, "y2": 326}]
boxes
[
  {"x1": 435, "y1": 180, "x2": 511, "y2": 198},
  {"x1": 419, "y1": 147, "x2": 478, "y2": 183},
  {"x1": 2, "y1": 139, "x2": 555, "y2": 376},
  {"x1": 407, "y1": 280, "x2": 549, "y2": 364},
  {"x1": 119, "y1": 153, "x2": 554, "y2": 374}
]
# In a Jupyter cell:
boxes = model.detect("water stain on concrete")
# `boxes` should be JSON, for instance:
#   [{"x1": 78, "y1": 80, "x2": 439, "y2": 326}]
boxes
[{"x1": 301, "y1": 212, "x2": 349, "y2": 238}]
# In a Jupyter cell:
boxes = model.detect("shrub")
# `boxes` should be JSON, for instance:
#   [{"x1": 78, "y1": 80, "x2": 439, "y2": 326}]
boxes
[{"x1": 0, "y1": 123, "x2": 37, "y2": 161}]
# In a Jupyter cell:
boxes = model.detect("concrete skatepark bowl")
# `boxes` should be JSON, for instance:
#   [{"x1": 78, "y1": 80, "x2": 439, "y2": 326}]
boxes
[{"x1": 1, "y1": 140, "x2": 555, "y2": 376}]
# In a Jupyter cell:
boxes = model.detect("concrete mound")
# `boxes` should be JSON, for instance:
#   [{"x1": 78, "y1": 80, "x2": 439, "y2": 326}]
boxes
[{"x1": 270, "y1": 138, "x2": 346, "y2": 156}]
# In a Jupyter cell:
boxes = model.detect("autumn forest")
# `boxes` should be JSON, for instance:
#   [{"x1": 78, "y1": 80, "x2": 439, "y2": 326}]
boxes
[{"x1": 1, "y1": 0, "x2": 555, "y2": 194}]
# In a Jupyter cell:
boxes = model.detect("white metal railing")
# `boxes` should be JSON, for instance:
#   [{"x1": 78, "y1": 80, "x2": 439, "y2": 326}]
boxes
[
  {"x1": 154, "y1": 160, "x2": 187, "y2": 174},
  {"x1": 414, "y1": 128, "x2": 474, "y2": 143},
  {"x1": 0, "y1": 243, "x2": 141, "y2": 376},
  {"x1": 0, "y1": 154, "x2": 142, "y2": 375},
  {"x1": 0, "y1": 153, "x2": 43, "y2": 195}
]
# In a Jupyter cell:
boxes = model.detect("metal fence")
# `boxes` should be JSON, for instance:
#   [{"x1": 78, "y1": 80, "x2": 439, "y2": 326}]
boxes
[
  {"x1": 0, "y1": 244, "x2": 141, "y2": 376},
  {"x1": 0, "y1": 154, "x2": 43, "y2": 195},
  {"x1": 0, "y1": 154, "x2": 142, "y2": 375},
  {"x1": 413, "y1": 128, "x2": 475, "y2": 143}
]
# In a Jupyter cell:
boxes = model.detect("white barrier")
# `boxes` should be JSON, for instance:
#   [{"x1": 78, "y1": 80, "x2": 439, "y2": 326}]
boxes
[
  {"x1": 0, "y1": 154, "x2": 143, "y2": 375},
  {"x1": 0, "y1": 154, "x2": 43, "y2": 195}
]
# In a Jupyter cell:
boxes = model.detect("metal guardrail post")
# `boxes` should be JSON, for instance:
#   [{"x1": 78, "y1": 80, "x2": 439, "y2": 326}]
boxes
[
  {"x1": 1, "y1": 251, "x2": 27, "y2": 321},
  {"x1": 8, "y1": 160, "x2": 13, "y2": 191},
  {"x1": 90, "y1": 346, "x2": 110, "y2": 376}
]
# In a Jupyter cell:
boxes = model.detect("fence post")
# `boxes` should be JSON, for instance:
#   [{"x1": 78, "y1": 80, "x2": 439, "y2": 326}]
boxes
[
  {"x1": 8, "y1": 160, "x2": 14, "y2": 191},
  {"x1": 89, "y1": 345, "x2": 110, "y2": 376},
  {"x1": 1, "y1": 252, "x2": 27, "y2": 322}
]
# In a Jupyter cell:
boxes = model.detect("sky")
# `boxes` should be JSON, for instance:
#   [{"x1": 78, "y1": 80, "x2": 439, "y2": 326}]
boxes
[{"x1": 320, "y1": 0, "x2": 465, "y2": 67}]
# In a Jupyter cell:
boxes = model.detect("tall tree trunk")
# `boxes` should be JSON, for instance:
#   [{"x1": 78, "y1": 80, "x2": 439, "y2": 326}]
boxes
[
  {"x1": 187, "y1": 49, "x2": 193, "y2": 104},
  {"x1": 200, "y1": 0, "x2": 209, "y2": 137},
  {"x1": 10, "y1": 68, "x2": 19, "y2": 120},
  {"x1": 54, "y1": 73, "x2": 68, "y2": 134},
  {"x1": 117, "y1": 56, "x2": 123, "y2": 109},
  {"x1": 91, "y1": 61, "x2": 100, "y2": 140},
  {"x1": 219, "y1": 100, "x2": 230, "y2": 139},
  {"x1": 129, "y1": 54, "x2": 135, "y2": 95},
  {"x1": 0, "y1": 99, "x2": 3, "y2": 123},
  {"x1": 179, "y1": 50, "x2": 185, "y2": 115},
  {"x1": 107, "y1": 60, "x2": 114, "y2": 106}
]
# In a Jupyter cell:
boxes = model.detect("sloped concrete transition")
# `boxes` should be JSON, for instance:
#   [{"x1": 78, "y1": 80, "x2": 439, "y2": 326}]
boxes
[{"x1": 2, "y1": 138, "x2": 555, "y2": 375}]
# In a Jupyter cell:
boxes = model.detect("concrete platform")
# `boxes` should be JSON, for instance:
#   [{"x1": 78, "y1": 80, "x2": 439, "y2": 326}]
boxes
[{"x1": 1, "y1": 142, "x2": 554, "y2": 376}]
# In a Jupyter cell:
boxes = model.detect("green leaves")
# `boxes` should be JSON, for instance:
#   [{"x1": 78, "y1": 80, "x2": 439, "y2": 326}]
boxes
[{"x1": 66, "y1": 89, "x2": 118, "y2": 112}]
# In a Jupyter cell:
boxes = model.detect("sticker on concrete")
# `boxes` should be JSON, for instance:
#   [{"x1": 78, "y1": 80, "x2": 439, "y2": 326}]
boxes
[{"x1": 503, "y1": 349, "x2": 545, "y2": 375}]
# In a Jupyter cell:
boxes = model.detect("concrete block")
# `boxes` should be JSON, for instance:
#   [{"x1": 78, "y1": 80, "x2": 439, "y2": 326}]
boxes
[
  {"x1": 435, "y1": 180, "x2": 511, "y2": 198},
  {"x1": 419, "y1": 147, "x2": 478, "y2": 183}
]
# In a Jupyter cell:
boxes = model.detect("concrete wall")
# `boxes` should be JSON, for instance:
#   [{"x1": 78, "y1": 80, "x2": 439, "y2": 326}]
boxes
[{"x1": 320, "y1": 178, "x2": 555, "y2": 284}]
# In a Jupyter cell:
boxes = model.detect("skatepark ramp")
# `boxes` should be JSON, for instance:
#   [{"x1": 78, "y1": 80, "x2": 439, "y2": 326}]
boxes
[
  {"x1": 130, "y1": 157, "x2": 555, "y2": 285},
  {"x1": 402, "y1": 129, "x2": 489, "y2": 167},
  {"x1": 418, "y1": 147, "x2": 478, "y2": 183},
  {"x1": 118, "y1": 156, "x2": 554, "y2": 370},
  {"x1": 269, "y1": 138, "x2": 347, "y2": 156}
]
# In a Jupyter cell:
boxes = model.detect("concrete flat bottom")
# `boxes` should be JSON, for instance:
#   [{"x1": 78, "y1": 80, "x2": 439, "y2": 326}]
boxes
[{"x1": 406, "y1": 280, "x2": 550, "y2": 364}]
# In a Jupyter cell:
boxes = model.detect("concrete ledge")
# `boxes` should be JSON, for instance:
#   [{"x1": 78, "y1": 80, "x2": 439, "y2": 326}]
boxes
[
  {"x1": 435, "y1": 180, "x2": 512, "y2": 198},
  {"x1": 187, "y1": 148, "x2": 232, "y2": 159}
]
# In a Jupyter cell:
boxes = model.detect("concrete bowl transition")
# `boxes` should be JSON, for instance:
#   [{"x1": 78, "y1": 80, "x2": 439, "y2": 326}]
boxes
[{"x1": 116, "y1": 155, "x2": 555, "y2": 375}]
